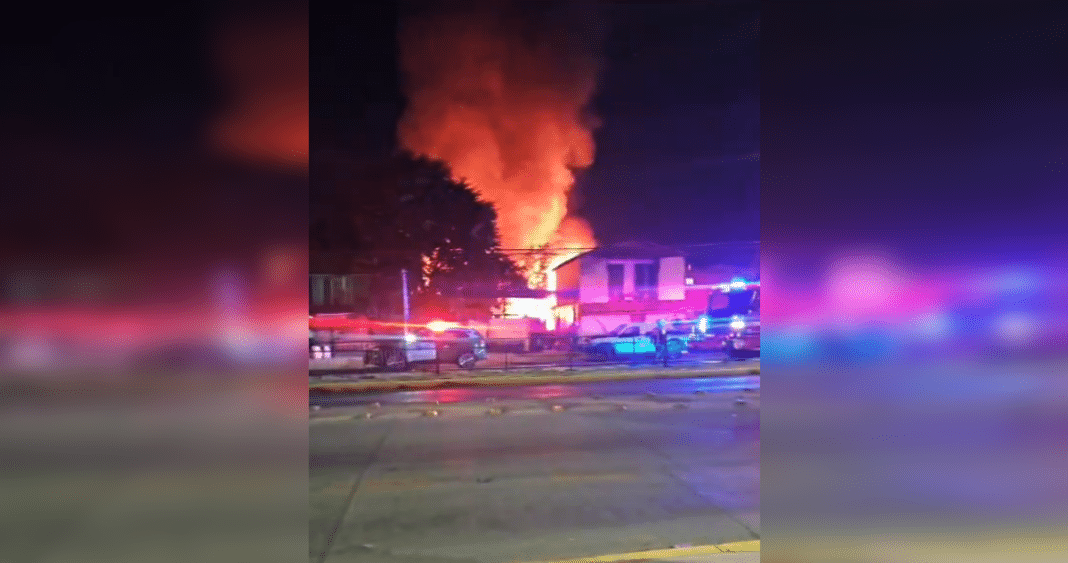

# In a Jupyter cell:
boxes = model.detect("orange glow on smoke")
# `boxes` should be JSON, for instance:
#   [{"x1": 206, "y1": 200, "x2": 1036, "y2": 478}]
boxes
[
  {"x1": 211, "y1": 12, "x2": 308, "y2": 171},
  {"x1": 398, "y1": 4, "x2": 601, "y2": 284}
]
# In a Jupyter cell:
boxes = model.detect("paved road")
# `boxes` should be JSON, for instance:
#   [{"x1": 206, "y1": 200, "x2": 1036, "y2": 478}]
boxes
[{"x1": 310, "y1": 378, "x2": 760, "y2": 563}]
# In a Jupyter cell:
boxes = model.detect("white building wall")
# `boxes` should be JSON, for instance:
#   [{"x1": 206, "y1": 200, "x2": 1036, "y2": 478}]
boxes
[{"x1": 658, "y1": 256, "x2": 686, "y2": 301}]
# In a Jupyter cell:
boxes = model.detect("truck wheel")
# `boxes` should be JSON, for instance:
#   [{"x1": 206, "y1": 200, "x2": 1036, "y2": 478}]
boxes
[
  {"x1": 383, "y1": 348, "x2": 408, "y2": 372},
  {"x1": 457, "y1": 353, "x2": 477, "y2": 369}
]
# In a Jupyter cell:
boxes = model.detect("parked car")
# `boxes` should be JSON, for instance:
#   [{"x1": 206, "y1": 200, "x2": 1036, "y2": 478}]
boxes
[
  {"x1": 429, "y1": 328, "x2": 490, "y2": 368},
  {"x1": 363, "y1": 327, "x2": 489, "y2": 371}
]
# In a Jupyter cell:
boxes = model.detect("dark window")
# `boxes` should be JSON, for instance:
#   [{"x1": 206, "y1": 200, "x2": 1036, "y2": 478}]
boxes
[
  {"x1": 607, "y1": 264, "x2": 625, "y2": 300},
  {"x1": 329, "y1": 275, "x2": 355, "y2": 307},
  {"x1": 310, "y1": 276, "x2": 326, "y2": 307},
  {"x1": 618, "y1": 326, "x2": 640, "y2": 337},
  {"x1": 635, "y1": 262, "x2": 659, "y2": 300}
]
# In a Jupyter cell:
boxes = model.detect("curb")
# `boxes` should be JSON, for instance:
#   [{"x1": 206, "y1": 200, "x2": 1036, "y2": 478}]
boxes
[
  {"x1": 516, "y1": 540, "x2": 759, "y2": 563},
  {"x1": 309, "y1": 364, "x2": 759, "y2": 394},
  {"x1": 310, "y1": 392, "x2": 761, "y2": 423}
]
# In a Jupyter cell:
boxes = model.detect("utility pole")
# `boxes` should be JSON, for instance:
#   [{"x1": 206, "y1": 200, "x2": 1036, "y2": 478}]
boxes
[{"x1": 401, "y1": 268, "x2": 411, "y2": 337}]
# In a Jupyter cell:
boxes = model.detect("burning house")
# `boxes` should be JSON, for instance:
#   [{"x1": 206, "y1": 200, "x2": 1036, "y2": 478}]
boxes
[{"x1": 552, "y1": 241, "x2": 758, "y2": 336}]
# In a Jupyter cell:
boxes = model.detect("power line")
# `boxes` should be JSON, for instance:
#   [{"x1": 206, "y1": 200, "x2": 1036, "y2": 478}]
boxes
[
  {"x1": 679, "y1": 241, "x2": 760, "y2": 247},
  {"x1": 496, "y1": 241, "x2": 759, "y2": 253}
]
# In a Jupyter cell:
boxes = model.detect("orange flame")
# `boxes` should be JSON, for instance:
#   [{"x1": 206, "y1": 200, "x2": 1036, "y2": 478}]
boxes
[{"x1": 398, "y1": 3, "x2": 602, "y2": 284}]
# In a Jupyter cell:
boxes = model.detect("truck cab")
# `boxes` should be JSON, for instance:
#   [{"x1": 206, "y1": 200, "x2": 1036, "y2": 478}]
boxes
[{"x1": 695, "y1": 280, "x2": 760, "y2": 358}]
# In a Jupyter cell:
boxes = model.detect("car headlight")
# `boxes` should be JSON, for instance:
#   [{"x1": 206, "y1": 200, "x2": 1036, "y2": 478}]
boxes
[
  {"x1": 729, "y1": 320, "x2": 746, "y2": 331},
  {"x1": 404, "y1": 333, "x2": 417, "y2": 343}
]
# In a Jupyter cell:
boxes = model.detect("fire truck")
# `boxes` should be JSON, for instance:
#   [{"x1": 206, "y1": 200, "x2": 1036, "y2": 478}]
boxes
[{"x1": 693, "y1": 278, "x2": 760, "y2": 359}]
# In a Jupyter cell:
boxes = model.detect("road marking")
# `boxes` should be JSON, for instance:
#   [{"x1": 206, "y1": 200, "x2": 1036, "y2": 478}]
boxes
[
  {"x1": 310, "y1": 415, "x2": 353, "y2": 424},
  {"x1": 360, "y1": 471, "x2": 644, "y2": 492},
  {"x1": 514, "y1": 540, "x2": 759, "y2": 563}
]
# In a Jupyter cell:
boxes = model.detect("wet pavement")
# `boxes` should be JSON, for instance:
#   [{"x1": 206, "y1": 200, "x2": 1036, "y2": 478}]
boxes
[
  {"x1": 310, "y1": 378, "x2": 760, "y2": 563},
  {"x1": 310, "y1": 374, "x2": 760, "y2": 408}
]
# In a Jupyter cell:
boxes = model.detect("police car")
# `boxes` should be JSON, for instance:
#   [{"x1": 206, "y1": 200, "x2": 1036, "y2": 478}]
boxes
[{"x1": 581, "y1": 321, "x2": 691, "y2": 361}]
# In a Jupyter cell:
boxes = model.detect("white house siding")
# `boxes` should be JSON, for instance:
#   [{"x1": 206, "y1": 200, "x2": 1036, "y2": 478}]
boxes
[{"x1": 658, "y1": 256, "x2": 686, "y2": 301}]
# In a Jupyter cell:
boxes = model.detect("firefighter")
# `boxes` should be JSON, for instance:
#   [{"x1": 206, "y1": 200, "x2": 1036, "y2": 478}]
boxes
[{"x1": 656, "y1": 319, "x2": 668, "y2": 360}]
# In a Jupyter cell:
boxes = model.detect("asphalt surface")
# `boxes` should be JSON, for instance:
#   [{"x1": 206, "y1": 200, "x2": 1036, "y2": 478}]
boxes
[{"x1": 310, "y1": 377, "x2": 760, "y2": 563}]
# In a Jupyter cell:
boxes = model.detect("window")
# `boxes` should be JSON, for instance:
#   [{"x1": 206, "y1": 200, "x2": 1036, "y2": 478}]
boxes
[
  {"x1": 310, "y1": 275, "x2": 327, "y2": 307},
  {"x1": 618, "y1": 326, "x2": 640, "y2": 338},
  {"x1": 329, "y1": 275, "x2": 355, "y2": 307},
  {"x1": 607, "y1": 264, "x2": 625, "y2": 300},
  {"x1": 635, "y1": 262, "x2": 659, "y2": 300}
]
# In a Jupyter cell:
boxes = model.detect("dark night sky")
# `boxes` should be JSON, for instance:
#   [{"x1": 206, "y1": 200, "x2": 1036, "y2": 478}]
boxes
[
  {"x1": 312, "y1": 1, "x2": 760, "y2": 248},
  {"x1": 0, "y1": 2, "x2": 308, "y2": 272},
  {"x1": 762, "y1": 1, "x2": 1068, "y2": 270}
]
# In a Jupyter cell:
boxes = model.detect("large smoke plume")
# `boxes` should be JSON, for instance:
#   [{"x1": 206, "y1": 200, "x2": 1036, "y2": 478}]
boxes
[{"x1": 398, "y1": 1, "x2": 604, "y2": 272}]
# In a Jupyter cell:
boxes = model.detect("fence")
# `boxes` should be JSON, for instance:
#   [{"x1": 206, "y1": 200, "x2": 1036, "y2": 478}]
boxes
[{"x1": 309, "y1": 329, "x2": 757, "y2": 377}]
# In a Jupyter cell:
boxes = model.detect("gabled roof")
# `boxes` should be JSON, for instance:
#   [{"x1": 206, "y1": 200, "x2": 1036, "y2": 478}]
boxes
[{"x1": 552, "y1": 241, "x2": 685, "y2": 271}]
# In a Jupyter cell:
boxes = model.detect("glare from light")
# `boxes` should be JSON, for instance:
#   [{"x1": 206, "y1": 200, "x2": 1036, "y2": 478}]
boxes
[
  {"x1": 995, "y1": 312, "x2": 1035, "y2": 345},
  {"x1": 911, "y1": 312, "x2": 952, "y2": 340},
  {"x1": 730, "y1": 320, "x2": 746, "y2": 331},
  {"x1": 404, "y1": 333, "x2": 417, "y2": 343},
  {"x1": 426, "y1": 320, "x2": 457, "y2": 332}
]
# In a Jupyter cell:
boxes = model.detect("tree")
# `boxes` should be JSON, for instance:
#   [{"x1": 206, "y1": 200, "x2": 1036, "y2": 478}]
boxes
[{"x1": 311, "y1": 149, "x2": 526, "y2": 312}]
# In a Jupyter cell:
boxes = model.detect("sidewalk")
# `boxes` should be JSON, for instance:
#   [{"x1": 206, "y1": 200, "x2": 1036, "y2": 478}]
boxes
[
  {"x1": 519, "y1": 540, "x2": 759, "y2": 563},
  {"x1": 644, "y1": 555, "x2": 756, "y2": 562}
]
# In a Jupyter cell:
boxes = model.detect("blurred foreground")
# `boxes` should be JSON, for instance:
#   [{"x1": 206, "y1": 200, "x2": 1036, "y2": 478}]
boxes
[{"x1": 763, "y1": 249, "x2": 1068, "y2": 562}]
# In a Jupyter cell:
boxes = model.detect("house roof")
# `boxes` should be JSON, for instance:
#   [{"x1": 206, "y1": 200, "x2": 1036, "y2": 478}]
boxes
[{"x1": 552, "y1": 241, "x2": 684, "y2": 271}]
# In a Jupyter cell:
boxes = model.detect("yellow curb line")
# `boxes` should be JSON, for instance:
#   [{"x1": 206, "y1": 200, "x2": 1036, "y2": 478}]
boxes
[
  {"x1": 516, "y1": 540, "x2": 759, "y2": 563},
  {"x1": 311, "y1": 365, "x2": 759, "y2": 394},
  {"x1": 309, "y1": 415, "x2": 353, "y2": 424}
]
